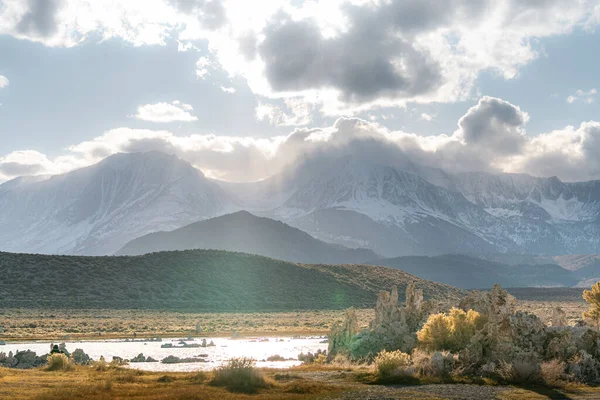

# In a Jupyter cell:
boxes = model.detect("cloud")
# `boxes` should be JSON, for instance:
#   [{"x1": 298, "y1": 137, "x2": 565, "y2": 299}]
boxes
[
  {"x1": 0, "y1": 76, "x2": 9, "y2": 89},
  {"x1": 1, "y1": 0, "x2": 598, "y2": 116},
  {"x1": 169, "y1": 0, "x2": 226, "y2": 30},
  {"x1": 195, "y1": 57, "x2": 215, "y2": 79},
  {"x1": 567, "y1": 88, "x2": 597, "y2": 104},
  {"x1": 212, "y1": 0, "x2": 600, "y2": 114},
  {"x1": 133, "y1": 101, "x2": 198, "y2": 122},
  {"x1": 15, "y1": 0, "x2": 62, "y2": 39},
  {"x1": 456, "y1": 96, "x2": 528, "y2": 156},
  {"x1": 256, "y1": 98, "x2": 313, "y2": 126},
  {"x1": 220, "y1": 85, "x2": 236, "y2": 93},
  {"x1": 3, "y1": 96, "x2": 600, "y2": 183},
  {"x1": 420, "y1": 113, "x2": 434, "y2": 121}
]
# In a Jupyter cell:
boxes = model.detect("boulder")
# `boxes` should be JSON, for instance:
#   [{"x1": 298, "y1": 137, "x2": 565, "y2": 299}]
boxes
[
  {"x1": 71, "y1": 349, "x2": 92, "y2": 365},
  {"x1": 130, "y1": 353, "x2": 147, "y2": 363}
]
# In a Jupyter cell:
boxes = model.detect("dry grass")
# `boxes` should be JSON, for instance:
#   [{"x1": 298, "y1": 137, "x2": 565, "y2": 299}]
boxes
[
  {"x1": 45, "y1": 354, "x2": 74, "y2": 372},
  {"x1": 0, "y1": 365, "x2": 340, "y2": 400},
  {"x1": 0, "y1": 296, "x2": 584, "y2": 342},
  {"x1": 210, "y1": 358, "x2": 271, "y2": 394},
  {"x1": 0, "y1": 308, "x2": 374, "y2": 340},
  {"x1": 516, "y1": 300, "x2": 587, "y2": 326}
]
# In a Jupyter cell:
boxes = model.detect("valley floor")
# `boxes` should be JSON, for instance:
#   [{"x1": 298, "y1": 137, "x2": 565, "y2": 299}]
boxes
[
  {"x1": 0, "y1": 298, "x2": 587, "y2": 341},
  {"x1": 0, "y1": 309, "x2": 375, "y2": 341},
  {"x1": 2, "y1": 364, "x2": 600, "y2": 400}
]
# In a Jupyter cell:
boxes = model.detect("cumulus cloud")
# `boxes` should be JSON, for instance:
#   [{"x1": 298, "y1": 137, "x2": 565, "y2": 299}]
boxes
[
  {"x1": 1, "y1": 0, "x2": 598, "y2": 116},
  {"x1": 133, "y1": 101, "x2": 198, "y2": 122},
  {"x1": 420, "y1": 113, "x2": 434, "y2": 121},
  {"x1": 212, "y1": 0, "x2": 600, "y2": 114},
  {"x1": 2, "y1": 96, "x2": 600, "y2": 183},
  {"x1": 567, "y1": 88, "x2": 597, "y2": 104},
  {"x1": 0, "y1": 75, "x2": 9, "y2": 88},
  {"x1": 456, "y1": 96, "x2": 528, "y2": 156}
]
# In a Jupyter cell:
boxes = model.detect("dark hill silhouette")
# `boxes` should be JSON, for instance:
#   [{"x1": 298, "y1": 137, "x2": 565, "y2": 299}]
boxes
[
  {"x1": 0, "y1": 250, "x2": 462, "y2": 311},
  {"x1": 116, "y1": 210, "x2": 378, "y2": 264}
]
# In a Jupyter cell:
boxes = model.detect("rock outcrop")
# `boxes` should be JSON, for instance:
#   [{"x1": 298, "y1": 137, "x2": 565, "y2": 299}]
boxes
[
  {"x1": 0, "y1": 350, "x2": 46, "y2": 369},
  {"x1": 329, "y1": 283, "x2": 426, "y2": 360}
]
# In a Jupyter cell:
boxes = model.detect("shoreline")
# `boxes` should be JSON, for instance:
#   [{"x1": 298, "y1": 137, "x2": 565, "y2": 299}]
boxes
[{"x1": 0, "y1": 331, "x2": 330, "y2": 344}]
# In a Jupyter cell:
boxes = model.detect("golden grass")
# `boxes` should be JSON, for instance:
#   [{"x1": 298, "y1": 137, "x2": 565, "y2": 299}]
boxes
[
  {"x1": 0, "y1": 366, "x2": 341, "y2": 400},
  {"x1": 498, "y1": 385, "x2": 600, "y2": 400},
  {"x1": 0, "y1": 308, "x2": 374, "y2": 340},
  {"x1": 0, "y1": 300, "x2": 586, "y2": 342}
]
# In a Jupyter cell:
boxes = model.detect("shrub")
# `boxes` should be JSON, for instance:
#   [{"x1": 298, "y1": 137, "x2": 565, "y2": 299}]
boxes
[
  {"x1": 330, "y1": 353, "x2": 353, "y2": 368},
  {"x1": 583, "y1": 282, "x2": 600, "y2": 328},
  {"x1": 45, "y1": 353, "x2": 74, "y2": 372},
  {"x1": 94, "y1": 357, "x2": 110, "y2": 372},
  {"x1": 417, "y1": 308, "x2": 484, "y2": 352},
  {"x1": 266, "y1": 354, "x2": 286, "y2": 362},
  {"x1": 541, "y1": 359, "x2": 567, "y2": 387},
  {"x1": 497, "y1": 360, "x2": 541, "y2": 384},
  {"x1": 567, "y1": 350, "x2": 600, "y2": 383},
  {"x1": 157, "y1": 375, "x2": 175, "y2": 383},
  {"x1": 189, "y1": 371, "x2": 207, "y2": 383},
  {"x1": 411, "y1": 349, "x2": 456, "y2": 378},
  {"x1": 210, "y1": 358, "x2": 270, "y2": 393},
  {"x1": 374, "y1": 350, "x2": 411, "y2": 377},
  {"x1": 298, "y1": 349, "x2": 327, "y2": 364}
]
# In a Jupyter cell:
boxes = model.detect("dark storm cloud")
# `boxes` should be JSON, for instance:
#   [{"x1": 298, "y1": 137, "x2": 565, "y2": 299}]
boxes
[
  {"x1": 258, "y1": 12, "x2": 442, "y2": 103},
  {"x1": 457, "y1": 96, "x2": 528, "y2": 155},
  {"x1": 254, "y1": 0, "x2": 501, "y2": 104},
  {"x1": 16, "y1": 0, "x2": 61, "y2": 38}
]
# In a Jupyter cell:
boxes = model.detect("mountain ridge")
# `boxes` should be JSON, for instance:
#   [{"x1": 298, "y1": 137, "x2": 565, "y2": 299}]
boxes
[
  {"x1": 2, "y1": 151, "x2": 600, "y2": 258},
  {"x1": 0, "y1": 249, "x2": 463, "y2": 311},
  {"x1": 116, "y1": 210, "x2": 379, "y2": 264}
]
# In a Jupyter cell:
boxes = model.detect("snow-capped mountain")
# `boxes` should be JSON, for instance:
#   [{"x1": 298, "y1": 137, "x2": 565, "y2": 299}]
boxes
[
  {"x1": 2, "y1": 151, "x2": 600, "y2": 257},
  {"x1": 0, "y1": 152, "x2": 234, "y2": 255},
  {"x1": 257, "y1": 156, "x2": 600, "y2": 257}
]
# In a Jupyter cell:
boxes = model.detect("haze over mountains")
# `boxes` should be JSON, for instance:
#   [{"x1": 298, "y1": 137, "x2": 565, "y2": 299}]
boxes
[
  {"x1": 1, "y1": 150, "x2": 600, "y2": 262},
  {"x1": 369, "y1": 254, "x2": 579, "y2": 289},
  {"x1": 116, "y1": 210, "x2": 378, "y2": 264}
]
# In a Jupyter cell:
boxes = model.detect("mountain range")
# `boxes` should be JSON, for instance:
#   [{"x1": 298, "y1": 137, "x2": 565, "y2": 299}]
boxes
[
  {"x1": 1, "y1": 151, "x2": 600, "y2": 260},
  {"x1": 116, "y1": 210, "x2": 378, "y2": 264},
  {"x1": 368, "y1": 254, "x2": 579, "y2": 289}
]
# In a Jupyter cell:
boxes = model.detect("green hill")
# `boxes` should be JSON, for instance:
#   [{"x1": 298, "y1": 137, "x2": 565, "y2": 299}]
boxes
[{"x1": 0, "y1": 250, "x2": 462, "y2": 311}]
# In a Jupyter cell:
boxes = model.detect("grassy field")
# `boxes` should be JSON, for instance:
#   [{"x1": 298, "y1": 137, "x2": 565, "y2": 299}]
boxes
[
  {"x1": 0, "y1": 308, "x2": 376, "y2": 340},
  {"x1": 2, "y1": 363, "x2": 600, "y2": 400},
  {"x1": 0, "y1": 297, "x2": 589, "y2": 341}
]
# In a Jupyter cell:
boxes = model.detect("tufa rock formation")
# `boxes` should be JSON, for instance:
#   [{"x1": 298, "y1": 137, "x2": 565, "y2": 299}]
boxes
[{"x1": 329, "y1": 282, "x2": 426, "y2": 360}]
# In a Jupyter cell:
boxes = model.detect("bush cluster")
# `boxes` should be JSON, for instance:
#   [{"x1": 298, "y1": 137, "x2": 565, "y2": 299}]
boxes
[{"x1": 210, "y1": 358, "x2": 270, "y2": 394}]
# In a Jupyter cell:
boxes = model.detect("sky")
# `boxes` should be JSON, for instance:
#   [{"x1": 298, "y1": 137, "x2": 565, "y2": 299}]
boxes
[{"x1": 1, "y1": 0, "x2": 600, "y2": 182}]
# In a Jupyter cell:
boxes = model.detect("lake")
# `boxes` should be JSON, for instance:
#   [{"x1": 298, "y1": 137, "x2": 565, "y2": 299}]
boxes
[{"x1": 0, "y1": 336, "x2": 328, "y2": 372}]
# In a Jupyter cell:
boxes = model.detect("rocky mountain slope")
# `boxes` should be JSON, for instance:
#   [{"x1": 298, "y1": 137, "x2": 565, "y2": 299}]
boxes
[
  {"x1": 261, "y1": 157, "x2": 600, "y2": 257},
  {"x1": 116, "y1": 210, "x2": 378, "y2": 264},
  {"x1": 2, "y1": 151, "x2": 600, "y2": 259},
  {"x1": 0, "y1": 250, "x2": 462, "y2": 310},
  {"x1": 0, "y1": 152, "x2": 233, "y2": 255},
  {"x1": 369, "y1": 254, "x2": 579, "y2": 289}
]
